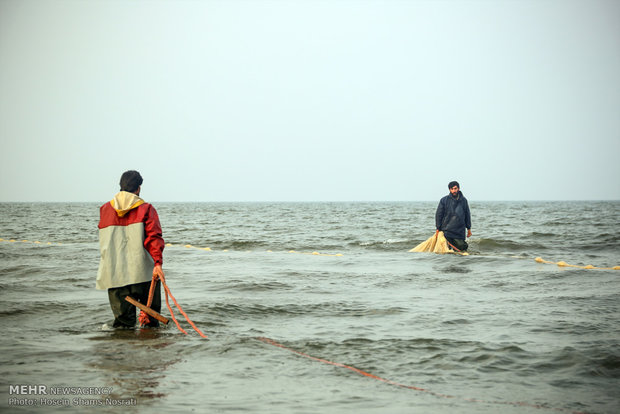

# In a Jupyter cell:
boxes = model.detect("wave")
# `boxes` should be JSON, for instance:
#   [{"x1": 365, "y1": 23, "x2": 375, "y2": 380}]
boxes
[
  {"x1": 473, "y1": 238, "x2": 540, "y2": 251},
  {"x1": 0, "y1": 300, "x2": 90, "y2": 326},
  {"x1": 200, "y1": 301, "x2": 407, "y2": 320},
  {"x1": 584, "y1": 350, "x2": 620, "y2": 379},
  {"x1": 260, "y1": 335, "x2": 620, "y2": 382},
  {"x1": 527, "y1": 346, "x2": 620, "y2": 380},
  {"x1": 355, "y1": 238, "x2": 415, "y2": 251},
  {"x1": 211, "y1": 280, "x2": 295, "y2": 292}
]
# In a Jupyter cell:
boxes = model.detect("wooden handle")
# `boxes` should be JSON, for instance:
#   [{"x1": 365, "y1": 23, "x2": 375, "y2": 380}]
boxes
[{"x1": 125, "y1": 296, "x2": 169, "y2": 325}]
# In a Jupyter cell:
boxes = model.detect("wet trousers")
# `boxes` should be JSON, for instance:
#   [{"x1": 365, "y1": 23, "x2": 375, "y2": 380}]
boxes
[
  {"x1": 107, "y1": 280, "x2": 161, "y2": 328},
  {"x1": 446, "y1": 237, "x2": 469, "y2": 252}
]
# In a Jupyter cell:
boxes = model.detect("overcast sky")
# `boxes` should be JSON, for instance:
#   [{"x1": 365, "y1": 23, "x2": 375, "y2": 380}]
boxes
[{"x1": 1, "y1": 0, "x2": 618, "y2": 202}]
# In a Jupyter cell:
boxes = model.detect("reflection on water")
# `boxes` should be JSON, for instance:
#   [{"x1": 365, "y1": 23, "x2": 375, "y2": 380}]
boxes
[
  {"x1": 435, "y1": 263, "x2": 472, "y2": 274},
  {"x1": 87, "y1": 328, "x2": 181, "y2": 402}
]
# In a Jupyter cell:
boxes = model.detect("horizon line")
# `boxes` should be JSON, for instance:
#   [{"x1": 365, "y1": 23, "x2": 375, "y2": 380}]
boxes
[{"x1": 0, "y1": 199, "x2": 618, "y2": 203}]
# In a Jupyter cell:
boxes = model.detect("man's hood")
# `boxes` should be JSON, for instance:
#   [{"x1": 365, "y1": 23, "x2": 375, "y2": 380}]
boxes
[{"x1": 110, "y1": 191, "x2": 145, "y2": 217}]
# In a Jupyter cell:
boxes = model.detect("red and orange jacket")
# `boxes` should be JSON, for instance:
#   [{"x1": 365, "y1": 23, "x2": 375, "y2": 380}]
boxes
[{"x1": 96, "y1": 191, "x2": 165, "y2": 290}]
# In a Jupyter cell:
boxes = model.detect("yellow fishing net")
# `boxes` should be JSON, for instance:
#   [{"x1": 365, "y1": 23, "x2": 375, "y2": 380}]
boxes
[{"x1": 409, "y1": 231, "x2": 452, "y2": 254}]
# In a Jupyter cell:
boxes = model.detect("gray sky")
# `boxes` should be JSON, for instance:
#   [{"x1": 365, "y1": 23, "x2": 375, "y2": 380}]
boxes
[{"x1": 1, "y1": 0, "x2": 618, "y2": 202}]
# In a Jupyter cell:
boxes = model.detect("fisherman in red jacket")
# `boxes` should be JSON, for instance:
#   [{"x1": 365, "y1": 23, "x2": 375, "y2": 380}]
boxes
[{"x1": 96, "y1": 170, "x2": 165, "y2": 328}]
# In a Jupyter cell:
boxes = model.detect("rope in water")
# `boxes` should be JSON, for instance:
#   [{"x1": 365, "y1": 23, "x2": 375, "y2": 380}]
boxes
[
  {"x1": 139, "y1": 273, "x2": 208, "y2": 339},
  {"x1": 255, "y1": 337, "x2": 588, "y2": 414},
  {"x1": 535, "y1": 257, "x2": 620, "y2": 270}
]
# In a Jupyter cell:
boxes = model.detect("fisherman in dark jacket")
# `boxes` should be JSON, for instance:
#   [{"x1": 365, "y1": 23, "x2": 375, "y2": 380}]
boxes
[{"x1": 436, "y1": 181, "x2": 472, "y2": 252}]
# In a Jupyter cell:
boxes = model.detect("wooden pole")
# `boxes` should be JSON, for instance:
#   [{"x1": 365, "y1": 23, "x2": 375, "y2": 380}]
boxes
[{"x1": 125, "y1": 296, "x2": 169, "y2": 325}]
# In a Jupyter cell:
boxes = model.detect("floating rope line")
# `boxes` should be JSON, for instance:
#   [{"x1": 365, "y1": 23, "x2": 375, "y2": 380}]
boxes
[
  {"x1": 1, "y1": 238, "x2": 343, "y2": 256},
  {"x1": 535, "y1": 257, "x2": 620, "y2": 270},
  {"x1": 169, "y1": 243, "x2": 343, "y2": 256},
  {"x1": 255, "y1": 337, "x2": 588, "y2": 414},
  {"x1": 288, "y1": 250, "x2": 343, "y2": 257},
  {"x1": 5, "y1": 237, "x2": 619, "y2": 269},
  {"x1": 0, "y1": 238, "x2": 61, "y2": 245}
]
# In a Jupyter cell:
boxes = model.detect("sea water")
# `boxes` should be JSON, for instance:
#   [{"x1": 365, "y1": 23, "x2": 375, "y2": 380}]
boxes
[{"x1": 0, "y1": 201, "x2": 618, "y2": 413}]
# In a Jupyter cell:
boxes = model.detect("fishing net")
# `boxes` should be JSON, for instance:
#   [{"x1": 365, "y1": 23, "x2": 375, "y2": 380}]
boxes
[{"x1": 409, "y1": 231, "x2": 451, "y2": 254}]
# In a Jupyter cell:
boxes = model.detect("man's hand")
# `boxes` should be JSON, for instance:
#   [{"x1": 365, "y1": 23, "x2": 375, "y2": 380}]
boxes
[
  {"x1": 467, "y1": 229, "x2": 472, "y2": 238},
  {"x1": 153, "y1": 264, "x2": 165, "y2": 280}
]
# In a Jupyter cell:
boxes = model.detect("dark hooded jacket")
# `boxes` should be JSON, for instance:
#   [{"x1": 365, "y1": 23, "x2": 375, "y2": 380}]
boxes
[{"x1": 435, "y1": 191, "x2": 471, "y2": 240}]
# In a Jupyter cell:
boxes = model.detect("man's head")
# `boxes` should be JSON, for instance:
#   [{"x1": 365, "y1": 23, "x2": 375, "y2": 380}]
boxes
[
  {"x1": 120, "y1": 170, "x2": 143, "y2": 194},
  {"x1": 448, "y1": 181, "x2": 460, "y2": 196}
]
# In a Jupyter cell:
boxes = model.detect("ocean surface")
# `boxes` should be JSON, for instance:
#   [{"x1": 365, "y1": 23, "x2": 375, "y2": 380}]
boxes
[{"x1": 0, "y1": 201, "x2": 619, "y2": 414}]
